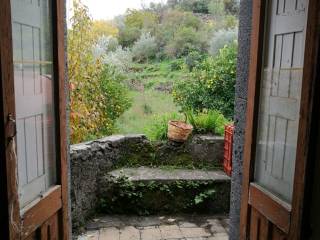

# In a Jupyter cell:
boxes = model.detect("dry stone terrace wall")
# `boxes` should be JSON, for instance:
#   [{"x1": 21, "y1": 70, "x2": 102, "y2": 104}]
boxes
[
  {"x1": 70, "y1": 134, "x2": 225, "y2": 231},
  {"x1": 70, "y1": 134, "x2": 150, "y2": 230}
]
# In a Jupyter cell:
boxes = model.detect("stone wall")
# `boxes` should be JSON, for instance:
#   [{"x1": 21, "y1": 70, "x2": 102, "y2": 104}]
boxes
[
  {"x1": 70, "y1": 134, "x2": 150, "y2": 230},
  {"x1": 229, "y1": 0, "x2": 252, "y2": 239},
  {"x1": 70, "y1": 134, "x2": 224, "y2": 231},
  {"x1": 154, "y1": 135, "x2": 224, "y2": 167}
]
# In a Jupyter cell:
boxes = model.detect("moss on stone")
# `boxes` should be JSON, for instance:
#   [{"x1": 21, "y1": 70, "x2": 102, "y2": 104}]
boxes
[
  {"x1": 114, "y1": 138, "x2": 222, "y2": 170},
  {"x1": 97, "y1": 175, "x2": 230, "y2": 215}
]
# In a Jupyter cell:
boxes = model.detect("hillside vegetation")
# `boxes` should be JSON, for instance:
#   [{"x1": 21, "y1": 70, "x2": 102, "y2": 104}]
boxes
[{"x1": 69, "y1": 0, "x2": 239, "y2": 143}]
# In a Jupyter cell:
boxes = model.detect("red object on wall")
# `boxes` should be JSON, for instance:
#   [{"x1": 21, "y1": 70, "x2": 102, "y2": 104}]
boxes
[{"x1": 223, "y1": 124, "x2": 234, "y2": 176}]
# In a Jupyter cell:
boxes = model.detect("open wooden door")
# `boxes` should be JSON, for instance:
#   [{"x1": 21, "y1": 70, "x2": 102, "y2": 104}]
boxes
[
  {"x1": 240, "y1": 0, "x2": 320, "y2": 239},
  {"x1": 0, "y1": 0, "x2": 69, "y2": 239}
]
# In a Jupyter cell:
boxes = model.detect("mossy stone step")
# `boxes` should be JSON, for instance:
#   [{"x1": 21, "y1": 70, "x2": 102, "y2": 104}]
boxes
[
  {"x1": 108, "y1": 166, "x2": 229, "y2": 183},
  {"x1": 98, "y1": 167, "x2": 230, "y2": 216}
]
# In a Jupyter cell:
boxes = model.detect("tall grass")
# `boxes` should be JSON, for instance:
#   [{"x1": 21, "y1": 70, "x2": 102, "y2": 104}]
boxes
[
  {"x1": 115, "y1": 90, "x2": 180, "y2": 135},
  {"x1": 144, "y1": 112, "x2": 183, "y2": 141},
  {"x1": 186, "y1": 110, "x2": 230, "y2": 136}
]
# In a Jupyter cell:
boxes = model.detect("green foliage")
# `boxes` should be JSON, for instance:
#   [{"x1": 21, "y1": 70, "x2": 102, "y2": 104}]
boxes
[
  {"x1": 165, "y1": 27, "x2": 203, "y2": 57},
  {"x1": 68, "y1": 0, "x2": 131, "y2": 143},
  {"x1": 194, "y1": 189, "x2": 215, "y2": 204},
  {"x1": 118, "y1": 10, "x2": 159, "y2": 47},
  {"x1": 170, "y1": 59, "x2": 185, "y2": 71},
  {"x1": 155, "y1": 10, "x2": 207, "y2": 58},
  {"x1": 118, "y1": 26, "x2": 141, "y2": 48},
  {"x1": 167, "y1": 0, "x2": 239, "y2": 15},
  {"x1": 99, "y1": 66, "x2": 132, "y2": 122},
  {"x1": 132, "y1": 32, "x2": 158, "y2": 62},
  {"x1": 144, "y1": 112, "x2": 183, "y2": 141},
  {"x1": 208, "y1": 0, "x2": 225, "y2": 16},
  {"x1": 125, "y1": 9, "x2": 159, "y2": 32},
  {"x1": 209, "y1": 28, "x2": 238, "y2": 56},
  {"x1": 173, "y1": 43, "x2": 237, "y2": 119},
  {"x1": 115, "y1": 0, "x2": 238, "y2": 59},
  {"x1": 224, "y1": 0, "x2": 240, "y2": 15},
  {"x1": 93, "y1": 35, "x2": 119, "y2": 58},
  {"x1": 116, "y1": 59, "x2": 189, "y2": 136},
  {"x1": 185, "y1": 51, "x2": 203, "y2": 71},
  {"x1": 222, "y1": 14, "x2": 239, "y2": 29},
  {"x1": 142, "y1": 103, "x2": 153, "y2": 114},
  {"x1": 186, "y1": 110, "x2": 229, "y2": 135},
  {"x1": 69, "y1": 0, "x2": 239, "y2": 143},
  {"x1": 98, "y1": 175, "x2": 226, "y2": 215},
  {"x1": 142, "y1": 109, "x2": 228, "y2": 141},
  {"x1": 103, "y1": 47, "x2": 133, "y2": 73},
  {"x1": 92, "y1": 20, "x2": 119, "y2": 38},
  {"x1": 174, "y1": 0, "x2": 211, "y2": 13}
]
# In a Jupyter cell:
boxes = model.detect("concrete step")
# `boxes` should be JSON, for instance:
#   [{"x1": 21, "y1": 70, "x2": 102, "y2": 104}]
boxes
[
  {"x1": 108, "y1": 166, "x2": 229, "y2": 182},
  {"x1": 97, "y1": 167, "x2": 230, "y2": 216}
]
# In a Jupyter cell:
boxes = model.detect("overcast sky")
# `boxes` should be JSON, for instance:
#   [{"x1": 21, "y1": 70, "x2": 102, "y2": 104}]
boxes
[{"x1": 67, "y1": 0, "x2": 167, "y2": 20}]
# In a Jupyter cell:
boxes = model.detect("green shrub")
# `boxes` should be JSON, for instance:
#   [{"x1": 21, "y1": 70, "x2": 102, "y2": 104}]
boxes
[
  {"x1": 208, "y1": 0, "x2": 225, "y2": 16},
  {"x1": 144, "y1": 112, "x2": 183, "y2": 140},
  {"x1": 224, "y1": 0, "x2": 240, "y2": 15},
  {"x1": 185, "y1": 51, "x2": 203, "y2": 71},
  {"x1": 165, "y1": 26, "x2": 206, "y2": 57},
  {"x1": 103, "y1": 47, "x2": 133, "y2": 73},
  {"x1": 118, "y1": 26, "x2": 141, "y2": 48},
  {"x1": 186, "y1": 110, "x2": 229, "y2": 135},
  {"x1": 98, "y1": 66, "x2": 132, "y2": 131},
  {"x1": 132, "y1": 32, "x2": 158, "y2": 62},
  {"x1": 170, "y1": 59, "x2": 185, "y2": 71},
  {"x1": 155, "y1": 10, "x2": 207, "y2": 58},
  {"x1": 143, "y1": 103, "x2": 153, "y2": 114},
  {"x1": 173, "y1": 43, "x2": 237, "y2": 119},
  {"x1": 222, "y1": 15, "x2": 239, "y2": 29},
  {"x1": 209, "y1": 28, "x2": 238, "y2": 56},
  {"x1": 93, "y1": 35, "x2": 119, "y2": 58}
]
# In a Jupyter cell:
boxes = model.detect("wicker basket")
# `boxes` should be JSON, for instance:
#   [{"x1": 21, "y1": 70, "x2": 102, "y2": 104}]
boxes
[{"x1": 167, "y1": 120, "x2": 193, "y2": 142}]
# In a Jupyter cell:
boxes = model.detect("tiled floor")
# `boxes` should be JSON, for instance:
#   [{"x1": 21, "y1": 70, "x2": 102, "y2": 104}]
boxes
[{"x1": 77, "y1": 215, "x2": 229, "y2": 240}]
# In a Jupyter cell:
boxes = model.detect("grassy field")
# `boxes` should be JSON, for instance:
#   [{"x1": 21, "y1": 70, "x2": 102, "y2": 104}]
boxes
[{"x1": 116, "y1": 59, "x2": 189, "y2": 137}]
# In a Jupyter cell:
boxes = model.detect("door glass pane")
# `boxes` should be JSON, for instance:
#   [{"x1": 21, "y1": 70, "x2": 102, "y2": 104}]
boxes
[
  {"x1": 11, "y1": 0, "x2": 56, "y2": 208},
  {"x1": 254, "y1": 0, "x2": 308, "y2": 203}
]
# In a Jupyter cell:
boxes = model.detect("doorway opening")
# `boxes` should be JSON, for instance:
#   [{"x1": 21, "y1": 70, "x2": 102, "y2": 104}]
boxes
[{"x1": 67, "y1": 0, "x2": 239, "y2": 239}]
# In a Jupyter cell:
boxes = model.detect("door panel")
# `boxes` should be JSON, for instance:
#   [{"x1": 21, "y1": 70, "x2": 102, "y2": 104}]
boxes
[
  {"x1": 240, "y1": 0, "x2": 320, "y2": 239},
  {"x1": 0, "y1": 0, "x2": 68, "y2": 239},
  {"x1": 254, "y1": 0, "x2": 308, "y2": 203},
  {"x1": 11, "y1": 0, "x2": 57, "y2": 209},
  {"x1": 40, "y1": 213, "x2": 60, "y2": 240}
]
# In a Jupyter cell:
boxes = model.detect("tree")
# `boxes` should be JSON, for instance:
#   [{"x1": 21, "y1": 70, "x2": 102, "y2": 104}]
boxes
[
  {"x1": 118, "y1": 9, "x2": 159, "y2": 47},
  {"x1": 208, "y1": 0, "x2": 225, "y2": 17},
  {"x1": 124, "y1": 9, "x2": 159, "y2": 31},
  {"x1": 155, "y1": 10, "x2": 206, "y2": 58},
  {"x1": 132, "y1": 32, "x2": 158, "y2": 62},
  {"x1": 173, "y1": 43, "x2": 237, "y2": 118},
  {"x1": 209, "y1": 28, "x2": 238, "y2": 56},
  {"x1": 68, "y1": 0, "x2": 131, "y2": 143},
  {"x1": 92, "y1": 20, "x2": 119, "y2": 38},
  {"x1": 192, "y1": 0, "x2": 210, "y2": 13},
  {"x1": 224, "y1": 0, "x2": 240, "y2": 15},
  {"x1": 166, "y1": 27, "x2": 200, "y2": 57},
  {"x1": 118, "y1": 26, "x2": 141, "y2": 47}
]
